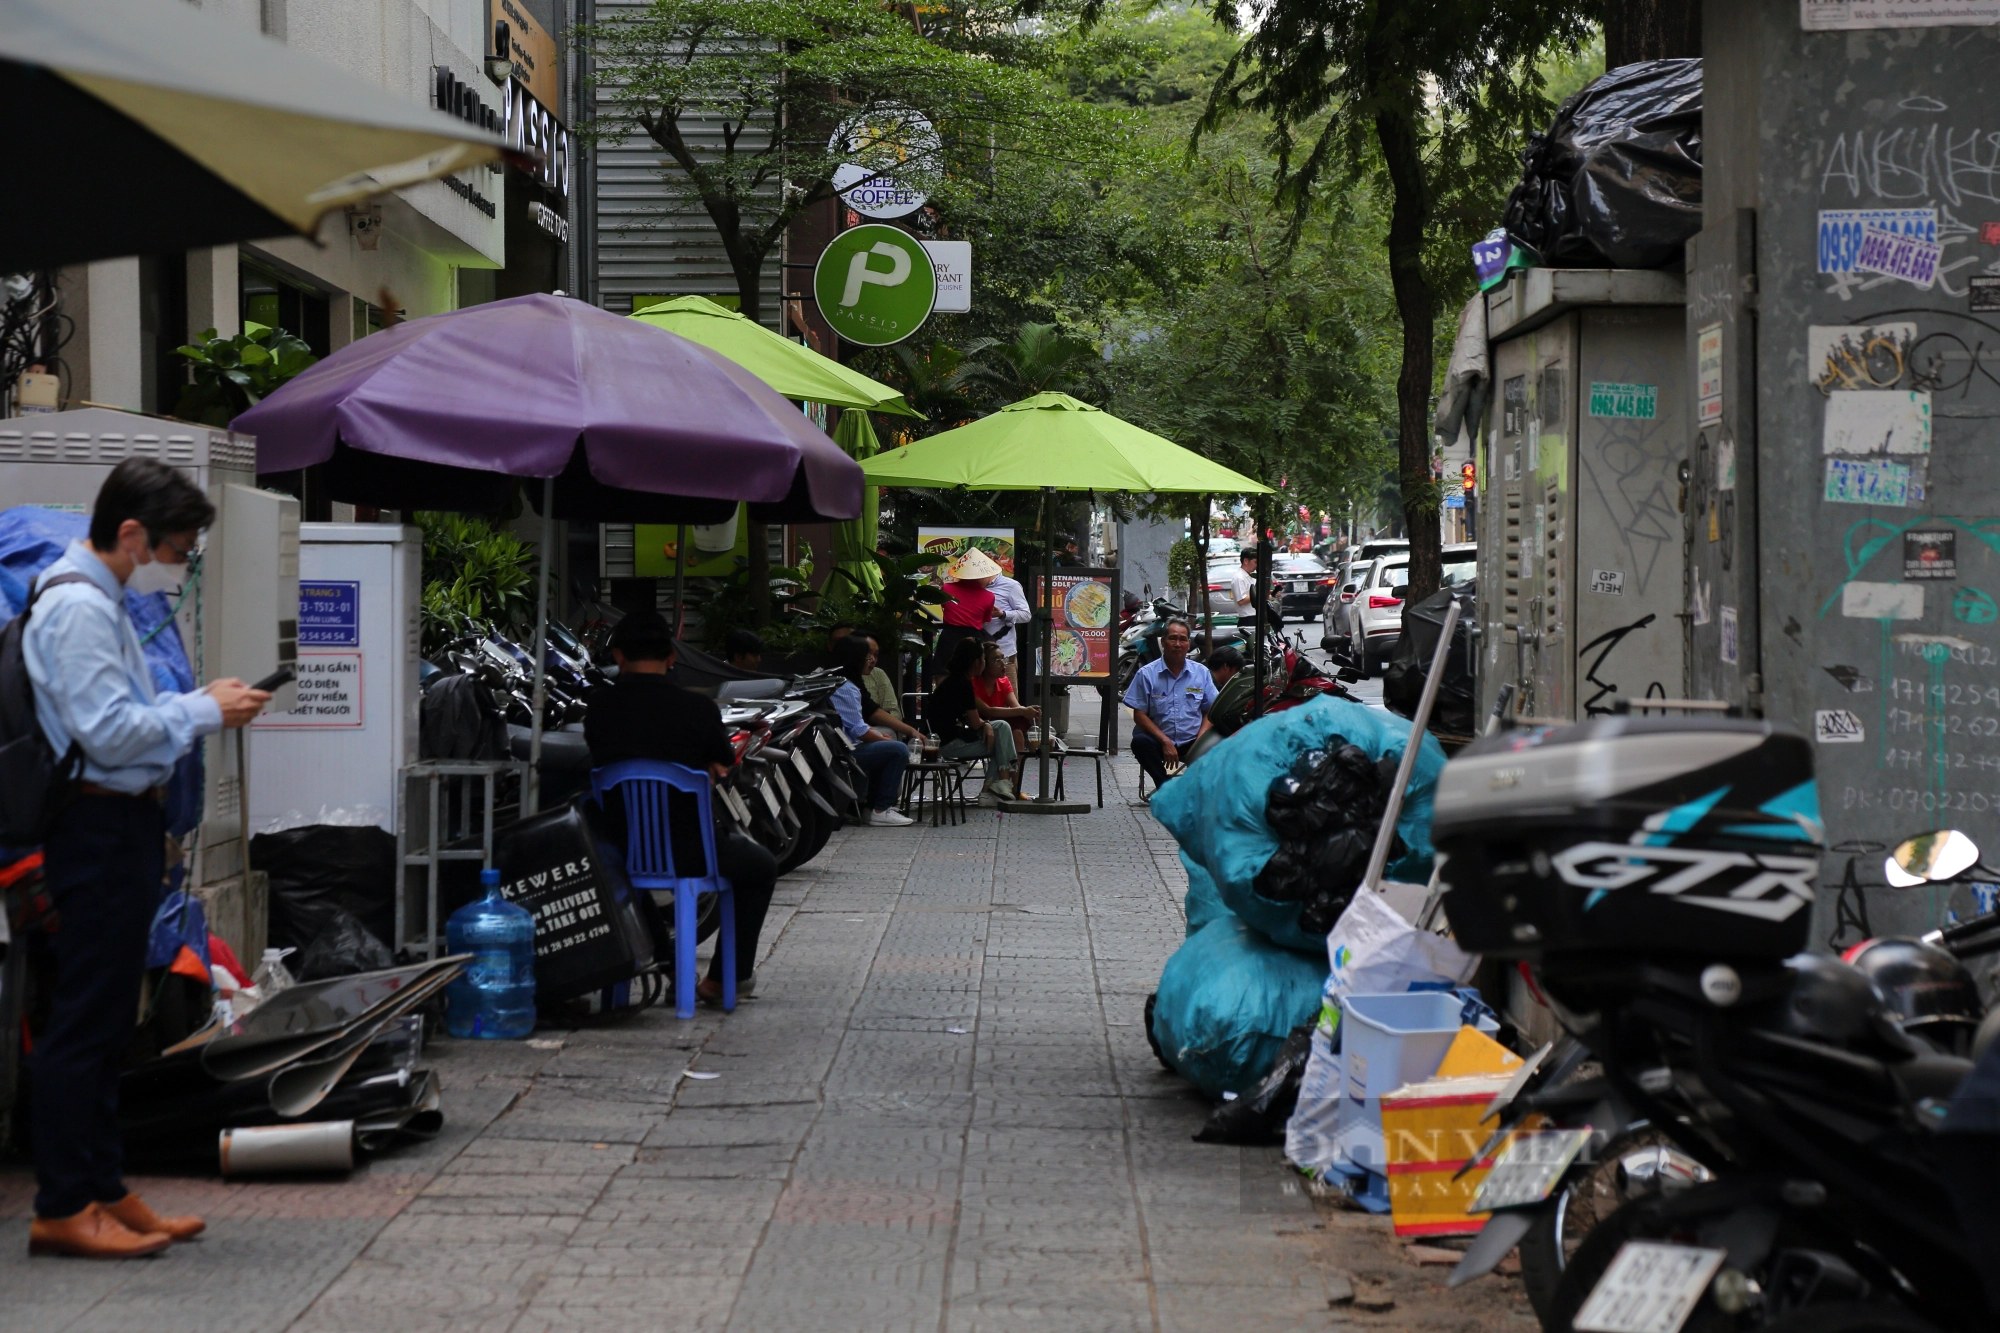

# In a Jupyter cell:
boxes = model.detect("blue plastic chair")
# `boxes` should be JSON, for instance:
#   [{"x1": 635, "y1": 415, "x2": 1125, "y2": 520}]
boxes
[{"x1": 590, "y1": 760, "x2": 735, "y2": 1019}]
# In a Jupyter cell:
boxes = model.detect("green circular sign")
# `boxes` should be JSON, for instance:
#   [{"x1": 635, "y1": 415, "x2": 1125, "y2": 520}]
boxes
[{"x1": 813, "y1": 224, "x2": 936, "y2": 347}]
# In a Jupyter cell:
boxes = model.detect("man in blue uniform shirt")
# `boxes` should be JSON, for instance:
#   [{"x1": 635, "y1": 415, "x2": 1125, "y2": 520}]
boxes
[
  {"x1": 1120, "y1": 618, "x2": 1216, "y2": 796},
  {"x1": 23, "y1": 459, "x2": 268, "y2": 1258}
]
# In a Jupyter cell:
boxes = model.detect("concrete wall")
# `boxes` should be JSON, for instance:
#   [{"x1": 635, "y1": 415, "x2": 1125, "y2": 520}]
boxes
[
  {"x1": 1119, "y1": 514, "x2": 1182, "y2": 603},
  {"x1": 1706, "y1": 0, "x2": 2000, "y2": 939}
]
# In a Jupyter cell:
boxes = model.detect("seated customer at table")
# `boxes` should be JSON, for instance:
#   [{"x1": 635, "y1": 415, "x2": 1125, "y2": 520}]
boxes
[
  {"x1": 584, "y1": 611, "x2": 777, "y2": 1004},
  {"x1": 861, "y1": 634, "x2": 905, "y2": 723},
  {"x1": 829, "y1": 635, "x2": 916, "y2": 826},
  {"x1": 927, "y1": 637, "x2": 1021, "y2": 805},
  {"x1": 972, "y1": 641, "x2": 1039, "y2": 756},
  {"x1": 1121, "y1": 618, "x2": 1216, "y2": 797}
]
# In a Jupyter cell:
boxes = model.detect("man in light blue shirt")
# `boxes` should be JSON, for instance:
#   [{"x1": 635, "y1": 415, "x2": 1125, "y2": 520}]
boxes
[
  {"x1": 982, "y1": 571, "x2": 1032, "y2": 675},
  {"x1": 1121, "y1": 618, "x2": 1216, "y2": 796},
  {"x1": 22, "y1": 459, "x2": 267, "y2": 1259}
]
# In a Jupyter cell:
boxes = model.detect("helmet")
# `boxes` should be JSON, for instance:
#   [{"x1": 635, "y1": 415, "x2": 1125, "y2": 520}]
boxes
[
  {"x1": 1770, "y1": 954, "x2": 1895, "y2": 1049},
  {"x1": 1841, "y1": 937, "x2": 1983, "y2": 1054}
]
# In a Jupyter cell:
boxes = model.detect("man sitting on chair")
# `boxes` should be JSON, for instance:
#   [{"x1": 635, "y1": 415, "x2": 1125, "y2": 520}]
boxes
[
  {"x1": 584, "y1": 611, "x2": 777, "y2": 1004},
  {"x1": 1121, "y1": 618, "x2": 1216, "y2": 798}
]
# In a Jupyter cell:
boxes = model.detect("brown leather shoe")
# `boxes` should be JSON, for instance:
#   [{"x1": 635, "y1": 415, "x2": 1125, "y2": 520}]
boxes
[
  {"x1": 104, "y1": 1193, "x2": 206, "y2": 1242},
  {"x1": 28, "y1": 1203, "x2": 172, "y2": 1258}
]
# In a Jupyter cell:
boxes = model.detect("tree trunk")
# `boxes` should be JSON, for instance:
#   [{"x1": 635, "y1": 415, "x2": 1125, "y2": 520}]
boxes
[
  {"x1": 1603, "y1": 0, "x2": 1701, "y2": 68},
  {"x1": 1196, "y1": 504, "x2": 1214, "y2": 655},
  {"x1": 1374, "y1": 105, "x2": 1442, "y2": 602},
  {"x1": 737, "y1": 274, "x2": 773, "y2": 627}
]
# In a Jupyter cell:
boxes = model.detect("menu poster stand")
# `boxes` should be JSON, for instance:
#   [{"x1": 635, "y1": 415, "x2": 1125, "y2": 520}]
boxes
[{"x1": 1011, "y1": 564, "x2": 1120, "y2": 809}]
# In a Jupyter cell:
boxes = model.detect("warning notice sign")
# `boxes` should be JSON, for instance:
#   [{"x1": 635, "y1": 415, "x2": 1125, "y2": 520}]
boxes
[{"x1": 256, "y1": 652, "x2": 363, "y2": 728}]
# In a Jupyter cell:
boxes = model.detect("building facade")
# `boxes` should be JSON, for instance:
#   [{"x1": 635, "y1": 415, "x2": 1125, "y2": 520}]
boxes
[{"x1": 47, "y1": 0, "x2": 575, "y2": 491}]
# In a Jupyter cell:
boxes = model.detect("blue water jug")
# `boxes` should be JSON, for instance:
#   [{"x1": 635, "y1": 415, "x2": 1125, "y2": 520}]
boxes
[{"x1": 444, "y1": 869, "x2": 537, "y2": 1038}]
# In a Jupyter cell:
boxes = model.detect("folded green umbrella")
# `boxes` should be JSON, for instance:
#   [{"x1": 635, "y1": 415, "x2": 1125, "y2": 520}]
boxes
[
  {"x1": 860, "y1": 392, "x2": 1271, "y2": 494},
  {"x1": 632, "y1": 297, "x2": 919, "y2": 417}
]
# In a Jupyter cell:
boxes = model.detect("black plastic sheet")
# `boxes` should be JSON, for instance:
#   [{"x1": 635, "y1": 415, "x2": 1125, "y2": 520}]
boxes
[
  {"x1": 251, "y1": 824, "x2": 397, "y2": 959},
  {"x1": 1382, "y1": 582, "x2": 1477, "y2": 741},
  {"x1": 1502, "y1": 58, "x2": 1702, "y2": 270},
  {"x1": 1193, "y1": 1023, "x2": 1315, "y2": 1144}
]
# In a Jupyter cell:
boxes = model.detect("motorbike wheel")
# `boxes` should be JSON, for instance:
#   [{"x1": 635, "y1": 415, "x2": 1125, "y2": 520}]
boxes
[
  {"x1": 753, "y1": 785, "x2": 803, "y2": 868},
  {"x1": 1116, "y1": 652, "x2": 1140, "y2": 691},
  {"x1": 1545, "y1": 1192, "x2": 1743, "y2": 1333},
  {"x1": 775, "y1": 787, "x2": 823, "y2": 875},
  {"x1": 1518, "y1": 1127, "x2": 1675, "y2": 1323}
]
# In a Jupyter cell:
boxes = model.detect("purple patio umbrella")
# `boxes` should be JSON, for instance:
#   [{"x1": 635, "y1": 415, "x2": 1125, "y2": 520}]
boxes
[
  {"x1": 236, "y1": 293, "x2": 864, "y2": 813},
  {"x1": 238, "y1": 292, "x2": 862, "y2": 524}
]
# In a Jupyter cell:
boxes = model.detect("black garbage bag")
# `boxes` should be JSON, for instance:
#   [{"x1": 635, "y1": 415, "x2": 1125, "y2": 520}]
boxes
[
  {"x1": 1382, "y1": 581, "x2": 1477, "y2": 741},
  {"x1": 1194, "y1": 1023, "x2": 1315, "y2": 1144},
  {"x1": 1501, "y1": 58, "x2": 1702, "y2": 270},
  {"x1": 1254, "y1": 743, "x2": 1403, "y2": 933},
  {"x1": 494, "y1": 801, "x2": 655, "y2": 1002},
  {"x1": 251, "y1": 824, "x2": 397, "y2": 958},
  {"x1": 420, "y1": 671, "x2": 507, "y2": 760},
  {"x1": 296, "y1": 908, "x2": 396, "y2": 981}
]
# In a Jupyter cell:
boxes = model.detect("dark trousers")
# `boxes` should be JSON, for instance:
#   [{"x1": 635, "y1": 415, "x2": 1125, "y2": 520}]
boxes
[
  {"x1": 852, "y1": 739, "x2": 910, "y2": 811},
  {"x1": 31, "y1": 793, "x2": 164, "y2": 1219},
  {"x1": 709, "y1": 833, "x2": 776, "y2": 984},
  {"x1": 1131, "y1": 731, "x2": 1180, "y2": 790}
]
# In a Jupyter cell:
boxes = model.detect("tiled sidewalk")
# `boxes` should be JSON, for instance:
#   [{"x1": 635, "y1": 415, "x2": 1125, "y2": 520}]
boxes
[{"x1": 0, "y1": 739, "x2": 1446, "y2": 1332}]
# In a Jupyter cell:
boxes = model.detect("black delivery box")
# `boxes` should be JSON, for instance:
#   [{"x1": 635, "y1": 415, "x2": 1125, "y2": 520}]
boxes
[
  {"x1": 494, "y1": 803, "x2": 654, "y2": 1000},
  {"x1": 1431, "y1": 717, "x2": 1822, "y2": 962}
]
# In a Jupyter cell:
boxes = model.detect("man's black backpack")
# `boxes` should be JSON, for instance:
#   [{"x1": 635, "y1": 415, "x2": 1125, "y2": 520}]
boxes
[{"x1": 0, "y1": 572, "x2": 103, "y2": 845}]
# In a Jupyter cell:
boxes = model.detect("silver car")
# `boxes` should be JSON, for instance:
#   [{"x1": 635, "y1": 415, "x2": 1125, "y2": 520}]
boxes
[{"x1": 1344, "y1": 544, "x2": 1476, "y2": 677}]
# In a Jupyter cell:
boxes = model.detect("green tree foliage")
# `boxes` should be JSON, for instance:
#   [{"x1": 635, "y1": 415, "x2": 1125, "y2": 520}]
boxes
[
  {"x1": 1198, "y1": 0, "x2": 1596, "y2": 598},
  {"x1": 958, "y1": 322, "x2": 1100, "y2": 399},
  {"x1": 172, "y1": 323, "x2": 317, "y2": 426},
  {"x1": 586, "y1": 0, "x2": 1123, "y2": 325},
  {"x1": 414, "y1": 513, "x2": 539, "y2": 654},
  {"x1": 1105, "y1": 133, "x2": 1398, "y2": 532}
]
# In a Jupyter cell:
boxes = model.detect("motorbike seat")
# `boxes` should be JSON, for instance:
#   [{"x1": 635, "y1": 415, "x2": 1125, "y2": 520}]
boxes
[{"x1": 1899, "y1": 1053, "x2": 1974, "y2": 1103}]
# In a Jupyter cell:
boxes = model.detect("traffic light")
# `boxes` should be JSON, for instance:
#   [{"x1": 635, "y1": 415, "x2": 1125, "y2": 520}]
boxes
[{"x1": 1461, "y1": 461, "x2": 1476, "y2": 493}]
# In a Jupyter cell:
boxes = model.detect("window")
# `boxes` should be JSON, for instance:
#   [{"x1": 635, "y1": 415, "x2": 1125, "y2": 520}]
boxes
[{"x1": 239, "y1": 260, "x2": 330, "y2": 356}]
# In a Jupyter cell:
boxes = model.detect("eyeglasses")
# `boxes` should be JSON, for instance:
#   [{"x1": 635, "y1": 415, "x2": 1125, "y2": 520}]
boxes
[{"x1": 154, "y1": 535, "x2": 198, "y2": 565}]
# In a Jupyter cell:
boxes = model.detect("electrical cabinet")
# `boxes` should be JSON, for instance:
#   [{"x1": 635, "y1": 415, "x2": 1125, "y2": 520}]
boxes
[
  {"x1": 1476, "y1": 272, "x2": 1688, "y2": 723},
  {"x1": 249, "y1": 523, "x2": 422, "y2": 836}
]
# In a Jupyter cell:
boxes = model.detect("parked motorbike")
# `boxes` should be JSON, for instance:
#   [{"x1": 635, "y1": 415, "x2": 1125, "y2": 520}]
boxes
[{"x1": 1435, "y1": 716, "x2": 1996, "y2": 1332}]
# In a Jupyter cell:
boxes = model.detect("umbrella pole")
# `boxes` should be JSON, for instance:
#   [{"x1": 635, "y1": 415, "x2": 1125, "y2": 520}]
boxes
[
  {"x1": 1039, "y1": 486, "x2": 1052, "y2": 801},
  {"x1": 672, "y1": 527, "x2": 687, "y2": 640},
  {"x1": 525, "y1": 475, "x2": 555, "y2": 816},
  {"x1": 1251, "y1": 495, "x2": 1270, "y2": 719}
]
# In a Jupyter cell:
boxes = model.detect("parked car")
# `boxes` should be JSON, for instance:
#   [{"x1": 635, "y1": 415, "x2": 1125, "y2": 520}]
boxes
[
  {"x1": 1319, "y1": 542, "x2": 1404, "y2": 653},
  {"x1": 1271, "y1": 552, "x2": 1334, "y2": 620},
  {"x1": 1204, "y1": 556, "x2": 1242, "y2": 619},
  {"x1": 1320, "y1": 562, "x2": 1361, "y2": 654},
  {"x1": 1344, "y1": 543, "x2": 1476, "y2": 677}
]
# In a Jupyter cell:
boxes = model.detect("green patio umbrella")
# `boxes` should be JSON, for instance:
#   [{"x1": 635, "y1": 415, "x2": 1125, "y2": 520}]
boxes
[
  {"x1": 860, "y1": 392, "x2": 1271, "y2": 493},
  {"x1": 629, "y1": 295, "x2": 914, "y2": 633},
  {"x1": 861, "y1": 392, "x2": 1271, "y2": 812},
  {"x1": 631, "y1": 297, "x2": 919, "y2": 416}
]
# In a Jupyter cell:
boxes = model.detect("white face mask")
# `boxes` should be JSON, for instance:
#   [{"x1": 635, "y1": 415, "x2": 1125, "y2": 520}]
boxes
[{"x1": 127, "y1": 548, "x2": 187, "y2": 598}]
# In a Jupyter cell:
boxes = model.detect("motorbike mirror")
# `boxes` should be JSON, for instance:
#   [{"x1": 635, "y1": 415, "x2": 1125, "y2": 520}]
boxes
[
  {"x1": 1391, "y1": 584, "x2": 1410, "y2": 600},
  {"x1": 1885, "y1": 829, "x2": 1981, "y2": 887}
]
